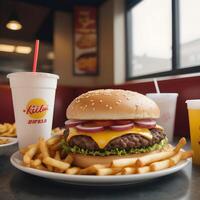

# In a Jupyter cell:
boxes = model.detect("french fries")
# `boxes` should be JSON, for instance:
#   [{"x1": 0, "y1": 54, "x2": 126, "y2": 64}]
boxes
[
  {"x1": 43, "y1": 157, "x2": 70, "y2": 171},
  {"x1": 51, "y1": 127, "x2": 65, "y2": 136},
  {"x1": 169, "y1": 151, "x2": 183, "y2": 165},
  {"x1": 0, "y1": 138, "x2": 10, "y2": 145},
  {"x1": 137, "y1": 166, "x2": 151, "y2": 174},
  {"x1": 64, "y1": 154, "x2": 73, "y2": 164},
  {"x1": 79, "y1": 164, "x2": 105, "y2": 175},
  {"x1": 150, "y1": 159, "x2": 171, "y2": 171},
  {"x1": 0, "y1": 123, "x2": 16, "y2": 137},
  {"x1": 97, "y1": 168, "x2": 122, "y2": 176},
  {"x1": 174, "y1": 138, "x2": 186, "y2": 153},
  {"x1": 47, "y1": 136, "x2": 61, "y2": 146},
  {"x1": 121, "y1": 167, "x2": 136, "y2": 175},
  {"x1": 54, "y1": 151, "x2": 61, "y2": 160},
  {"x1": 136, "y1": 138, "x2": 187, "y2": 167},
  {"x1": 136, "y1": 151, "x2": 175, "y2": 167},
  {"x1": 20, "y1": 147, "x2": 29, "y2": 155},
  {"x1": 66, "y1": 167, "x2": 80, "y2": 175},
  {"x1": 39, "y1": 138, "x2": 50, "y2": 158},
  {"x1": 181, "y1": 150, "x2": 193, "y2": 160},
  {"x1": 20, "y1": 137, "x2": 192, "y2": 176},
  {"x1": 23, "y1": 144, "x2": 38, "y2": 166},
  {"x1": 111, "y1": 157, "x2": 137, "y2": 168},
  {"x1": 30, "y1": 159, "x2": 42, "y2": 168}
]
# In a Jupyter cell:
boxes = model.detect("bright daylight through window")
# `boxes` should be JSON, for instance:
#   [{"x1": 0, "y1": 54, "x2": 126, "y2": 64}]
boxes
[
  {"x1": 180, "y1": 0, "x2": 200, "y2": 68},
  {"x1": 127, "y1": 0, "x2": 200, "y2": 79},
  {"x1": 129, "y1": 0, "x2": 172, "y2": 77}
]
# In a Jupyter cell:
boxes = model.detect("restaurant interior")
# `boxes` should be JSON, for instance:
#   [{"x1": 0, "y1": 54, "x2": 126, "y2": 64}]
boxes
[
  {"x1": 1, "y1": 0, "x2": 200, "y2": 138},
  {"x1": 0, "y1": 0, "x2": 200, "y2": 199}
]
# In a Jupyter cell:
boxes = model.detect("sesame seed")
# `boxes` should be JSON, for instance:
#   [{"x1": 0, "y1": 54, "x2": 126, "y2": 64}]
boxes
[
  {"x1": 109, "y1": 106, "x2": 112, "y2": 110},
  {"x1": 116, "y1": 102, "x2": 120, "y2": 105},
  {"x1": 91, "y1": 102, "x2": 95, "y2": 106},
  {"x1": 99, "y1": 99, "x2": 103, "y2": 103},
  {"x1": 93, "y1": 107, "x2": 95, "y2": 111},
  {"x1": 90, "y1": 99, "x2": 94, "y2": 102},
  {"x1": 106, "y1": 104, "x2": 109, "y2": 107}
]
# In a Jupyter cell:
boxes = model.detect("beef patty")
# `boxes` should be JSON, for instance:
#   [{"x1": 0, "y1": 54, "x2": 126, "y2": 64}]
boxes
[{"x1": 68, "y1": 128, "x2": 166, "y2": 150}]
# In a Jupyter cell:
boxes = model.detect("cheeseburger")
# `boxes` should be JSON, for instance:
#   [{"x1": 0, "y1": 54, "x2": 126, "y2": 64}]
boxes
[{"x1": 62, "y1": 89, "x2": 168, "y2": 168}]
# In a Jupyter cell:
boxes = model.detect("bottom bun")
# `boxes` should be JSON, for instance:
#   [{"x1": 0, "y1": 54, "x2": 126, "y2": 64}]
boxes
[{"x1": 70, "y1": 144, "x2": 173, "y2": 168}]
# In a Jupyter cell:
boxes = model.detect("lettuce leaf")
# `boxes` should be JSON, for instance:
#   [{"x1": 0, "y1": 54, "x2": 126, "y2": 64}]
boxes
[{"x1": 61, "y1": 138, "x2": 168, "y2": 156}]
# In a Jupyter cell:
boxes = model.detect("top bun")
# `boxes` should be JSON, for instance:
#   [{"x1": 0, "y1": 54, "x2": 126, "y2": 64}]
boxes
[{"x1": 66, "y1": 89, "x2": 160, "y2": 120}]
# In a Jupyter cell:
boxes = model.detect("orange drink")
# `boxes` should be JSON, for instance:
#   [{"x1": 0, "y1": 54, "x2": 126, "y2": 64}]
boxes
[{"x1": 186, "y1": 100, "x2": 200, "y2": 165}]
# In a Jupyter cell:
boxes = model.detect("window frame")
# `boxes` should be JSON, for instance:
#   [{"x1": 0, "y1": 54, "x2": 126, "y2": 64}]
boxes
[{"x1": 126, "y1": 0, "x2": 200, "y2": 81}]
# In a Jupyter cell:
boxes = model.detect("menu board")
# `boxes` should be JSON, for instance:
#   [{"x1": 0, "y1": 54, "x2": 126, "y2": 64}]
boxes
[{"x1": 74, "y1": 6, "x2": 98, "y2": 75}]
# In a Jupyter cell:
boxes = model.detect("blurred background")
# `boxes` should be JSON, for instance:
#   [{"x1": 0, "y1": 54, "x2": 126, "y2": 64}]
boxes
[
  {"x1": 1, "y1": 0, "x2": 200, "y2": 135},
  {"x1": 0, "y1": 0, "x2": 200, "y2": 86},
  {"x1": 0, "y1": 0, "x2": 106, "y2": 85},
  {"x1": 0, "y1": 0, "x2": 55, "y2": 80}
]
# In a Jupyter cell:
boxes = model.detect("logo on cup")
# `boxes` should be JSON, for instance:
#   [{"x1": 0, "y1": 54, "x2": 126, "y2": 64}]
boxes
[{"x1": 23, "y1": 98, "x2": 48, "y2": 124}]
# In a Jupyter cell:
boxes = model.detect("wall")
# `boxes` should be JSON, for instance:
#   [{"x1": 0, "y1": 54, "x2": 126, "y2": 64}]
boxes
[
  {"x1": 54, "y1": 0, "x2": 126, "y2": 86},
  {"x1": 113, "y1": 0, "x2": 126, "y2": 84},
  {"x1": 2, "y1": 74, "x2": 200, "y2": 136}
]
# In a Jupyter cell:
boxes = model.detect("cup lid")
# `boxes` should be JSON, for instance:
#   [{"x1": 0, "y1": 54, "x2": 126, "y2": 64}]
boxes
[
  {"x1": 7, "y1": 72, "x2": 59, "y2": 89},
  {"x1": 186, "y1": 99, "x2": 200, "y2": 109},
  {"x1": 7, "y1": 72, "x2": 59, "y2": 80},
  {"x1": 146, "y1": 93, "x2": 178, "y2": 96}
]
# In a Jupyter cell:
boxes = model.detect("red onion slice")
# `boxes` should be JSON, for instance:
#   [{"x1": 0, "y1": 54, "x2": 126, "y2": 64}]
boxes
[
  {"x1": 85, "y1": 120, "x2": 114, "y2": 127},
  {"x1": 134, "y1": 119, "x2": 156, "y2": 128},
  {"x1": 114, "y1": 120, "x2": 133, "y2": 125},
  {"x1": 65, "y1": 120, "x2": 85, "y2": 128},
  {"x1": 110, "y1": 122, "x2": 134, "y2": 131},
  {"x1": 76, "y1": 124, "x2": 104, "y2": 132}
]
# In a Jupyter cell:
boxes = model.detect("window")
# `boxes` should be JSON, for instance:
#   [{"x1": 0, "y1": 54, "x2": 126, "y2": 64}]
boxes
[
  {"x1": 126, "y1": 0, "x2": 200, "y2": 80},
  {"x1": 180, "y1": 0, "x2": 200, "y2": 68},
  {"x1": 129, "y1": 0, "x2": 172, "y2": 77}
]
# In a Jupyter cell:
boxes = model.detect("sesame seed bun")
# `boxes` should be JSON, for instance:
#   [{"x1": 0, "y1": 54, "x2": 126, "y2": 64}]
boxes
[{"x1": 66, "y1": 89, "x2": 160, "y2": 120}]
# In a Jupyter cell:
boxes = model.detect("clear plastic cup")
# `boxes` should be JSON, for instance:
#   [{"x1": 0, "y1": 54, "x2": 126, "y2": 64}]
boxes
[
  {"x1": 146, "y1": 93, "x2": 178, "y2": 142},
  {"x1": 186, "y1": 99, "x2": 200, "y2": 165},
  {"x1": 7, "y1": 72, "x2": 59, "y2": 148}
]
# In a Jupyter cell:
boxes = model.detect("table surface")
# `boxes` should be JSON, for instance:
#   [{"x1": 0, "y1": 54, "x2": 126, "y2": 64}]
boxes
[{"x1": 0, "y1": 142, "x2": 200, "y2": 200}]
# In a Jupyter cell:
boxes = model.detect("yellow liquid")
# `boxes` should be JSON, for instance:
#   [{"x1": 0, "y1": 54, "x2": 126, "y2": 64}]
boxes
[{"x1": 188, "y1": 109, "x2": 200, "y2": 165}]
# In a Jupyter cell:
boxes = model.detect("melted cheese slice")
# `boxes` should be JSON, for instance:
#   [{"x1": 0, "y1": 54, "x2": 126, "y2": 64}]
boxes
[{"x1": 68, "y1": 127, "x2": 153, "y2": 149}]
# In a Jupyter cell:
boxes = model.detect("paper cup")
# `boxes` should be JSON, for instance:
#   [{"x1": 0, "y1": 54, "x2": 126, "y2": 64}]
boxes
[
  {"x1": 146, "y1": 93, "x2": 178, "y2": 142},
  {"x1": 7, "y1": 72, "x2": 59, "y2": 148},
  {"x1": 186, "y1": 99, "x2": 200, "y2": 165}
]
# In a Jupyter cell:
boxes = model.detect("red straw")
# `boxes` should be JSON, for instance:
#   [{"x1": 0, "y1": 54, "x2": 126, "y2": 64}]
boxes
[{"x1": 32, "y1": 40, "x2": 40, "y2": 72}]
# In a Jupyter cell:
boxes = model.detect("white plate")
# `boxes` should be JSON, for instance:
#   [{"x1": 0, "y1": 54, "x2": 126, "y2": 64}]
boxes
[
  {"x1": 0, "y1": 137, "x2": 18, "y2": 147},
  {"x1": 10, "y1": 151, "x2": 191, "y2": 186}
]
